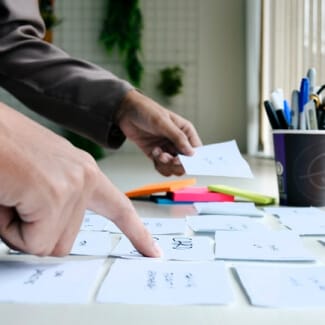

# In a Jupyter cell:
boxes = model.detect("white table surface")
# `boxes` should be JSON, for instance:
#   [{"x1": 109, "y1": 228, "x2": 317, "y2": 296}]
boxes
[{"x1": 1, "y1": 152, "x2": 325, "y2": 325}]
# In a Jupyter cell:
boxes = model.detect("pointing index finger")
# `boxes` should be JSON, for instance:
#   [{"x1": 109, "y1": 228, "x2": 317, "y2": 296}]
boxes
[{"x1": 88, "y1": 171, "x2": 162, "y2": 257}]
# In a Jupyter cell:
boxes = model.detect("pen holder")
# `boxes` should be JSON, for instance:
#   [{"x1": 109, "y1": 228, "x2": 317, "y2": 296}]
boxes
[{"x1": 272, "y1": 130, "x2": 325, "y2": 206}]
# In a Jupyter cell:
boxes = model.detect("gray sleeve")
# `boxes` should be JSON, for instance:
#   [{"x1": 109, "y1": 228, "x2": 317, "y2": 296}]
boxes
[{"x1": 0, "y1": 0, "x2": 134, "y2": 148}]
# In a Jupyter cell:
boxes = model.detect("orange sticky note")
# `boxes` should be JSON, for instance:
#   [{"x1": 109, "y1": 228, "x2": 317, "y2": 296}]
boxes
[{"x1": 125, "y1": 178, "x2": 196, "y2": 198}]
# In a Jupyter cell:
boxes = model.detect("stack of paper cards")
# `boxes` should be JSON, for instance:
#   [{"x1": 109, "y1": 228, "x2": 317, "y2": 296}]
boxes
[
  {"x1": 111, "y1": 235, "x2": 215, "y2": 260},
  {"x1": 0, "y1": 259, "x2": 104, "y2": 304},
  {"x1": 214, "y1": 231, "x2": 314, "y2": 261},
  {"x1": 178, "y1": 140, "x2": 254, "y2": 178},
  {"x1": 235, "y1": 264, "x2": 325, "y2": 307},
  {"x1": 97, "y1": 259, "x2": 233, "y2": 305},
  {"x1": 186, "y1": 215, "x2": 269, "y2": 233},
  {"x1": 264, "y1": 207, "x2": 325, "y2": 236},
  {"x1": 194, "y1": 202, "x2": 264, "y2": 217},
  {"x1": 105, "y1": 217, "x2": 187, "y2": 235}
]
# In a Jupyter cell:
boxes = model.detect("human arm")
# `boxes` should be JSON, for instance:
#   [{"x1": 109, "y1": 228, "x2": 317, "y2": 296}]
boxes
[
  {"x1": 0, "y1": 0, "x2": 130, "y2": 148},
  {"x1": 0, "y1": 0, "x2": 202, "y2": 177},
  {"x1": 0, "y1": 102, "x2": 161, "y2": 257}
]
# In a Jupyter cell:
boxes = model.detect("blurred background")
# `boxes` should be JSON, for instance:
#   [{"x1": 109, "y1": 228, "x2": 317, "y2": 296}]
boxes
[{"x1": 1, "y1": 0, "x2": 324, "y2": 159}]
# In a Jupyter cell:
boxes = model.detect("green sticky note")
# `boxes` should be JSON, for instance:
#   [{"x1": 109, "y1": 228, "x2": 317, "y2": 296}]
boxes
[{"x1": 208, "y1": 184, "x2": 276, "y2": 205}]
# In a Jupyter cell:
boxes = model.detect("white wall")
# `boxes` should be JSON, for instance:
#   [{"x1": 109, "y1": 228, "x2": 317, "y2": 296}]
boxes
[{"x1": 197, "y1": 0, "x2": 247, "y2": 151}]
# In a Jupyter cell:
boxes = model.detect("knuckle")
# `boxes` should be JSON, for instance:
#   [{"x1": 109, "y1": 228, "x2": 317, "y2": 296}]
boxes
[
  {"x1": 81, "y1": 153, "x2": 99, "y2": 183},
  {"x1": 48, "y1": 178, "x2": 72, "y2": 202},
  {"x1": 42, "y1": 152, "x2": 99, "y2": 207},
  {"x1": 75, "y1": 150, "x2": 99, "y2": 188}
]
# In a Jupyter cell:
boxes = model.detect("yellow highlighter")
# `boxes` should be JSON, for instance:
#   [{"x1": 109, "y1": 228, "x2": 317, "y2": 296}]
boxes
[{"x1": 208, "y1": 184, "x2": 276, "y2": 205}]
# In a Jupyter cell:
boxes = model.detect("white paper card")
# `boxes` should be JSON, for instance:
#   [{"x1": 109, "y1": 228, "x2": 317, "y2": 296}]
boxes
[
  {"x1": 106, "y1": 217, "x2": 187, "y2": 235},
  {"x1": 70, "y1": 231, "x2": 112, "y2": 256},
  {"x1": 186, "y1": 215, "x2": 269, "y2": 233},
  {"x1": 264, "y1": 206, "x2": 325, "y2": 218},
  {"x1": 0, "y1": 259, "x2": 104, "y2": 303},
  {"x1": 97, "y1": 259, "x2": 233, "y2": 305},
  {"x1": 235, "y1": 264, "x2": 325, "y2": 307},
  {"x1": 316, "y1": 240, "x2": 325, "y2": 248},
  {"x1": 194, "y1": 202, "x2": 264, "y2": 217},
  {"x1": 279, "y1": 216, "x2": 325, "y2": 236},
  {"x1": 178, "y1": 140, "x2": 254, "y2": 178},
  {"x1": 214, "y1": 231, "x2": 314, "y2": 261},
  {"x1": 81, "y1": 210, "x2": 109, "y2": 231},
  {"x1": 8, "y1": 231, "x2": 112, "y2": 256},
  {"x1": 264, "y1": 207, "x2": 325, "y2": 236},
  {"x1": 111, "y1": 235, "x2": 215, "y2": 260}
]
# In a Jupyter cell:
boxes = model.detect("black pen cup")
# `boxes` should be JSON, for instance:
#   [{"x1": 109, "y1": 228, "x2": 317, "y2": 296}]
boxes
[{"x1": 273, "y1": 130, "x2": 325, "y2": 206}]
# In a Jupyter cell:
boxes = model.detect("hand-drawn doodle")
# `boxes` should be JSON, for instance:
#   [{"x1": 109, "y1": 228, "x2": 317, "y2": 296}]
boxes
[
  {"x1": 146, "y1": 270, "x2": 157, "y2": 289},
  {"x1": 172, "y1": 237, "x2": 193, "y2": 250},
  {"x1": 24, "y1": 269, "x2": 45, "y2": 285},
  {"x1": 184, "y1": 272, "x2": 195, "y2": 288},
  {"x1": 79, "y1": 240, "x2": 87, "y2": 246},
  {"x1": 163, "y1": 272, "x2": 174, "y2": 288}
]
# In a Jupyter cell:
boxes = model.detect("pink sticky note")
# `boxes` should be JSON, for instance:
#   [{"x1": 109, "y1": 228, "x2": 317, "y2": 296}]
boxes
[{"x1": 169, "y1": 187, "x2": 234, "y2": 202}]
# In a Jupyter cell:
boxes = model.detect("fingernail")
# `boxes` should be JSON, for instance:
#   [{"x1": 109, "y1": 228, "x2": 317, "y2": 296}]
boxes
[
  {"x1": 184, "y1": 147, "x2": 195, "y2": 156},
  {"x1": 152, "y1": 148, "x2": 161, "y2": 157},
  {"x1": 173, "y1": 157, "x2": 182, "y2": 166},
  {"x1": 159, "y1": 155, "x2": 169, "y2": 164}
]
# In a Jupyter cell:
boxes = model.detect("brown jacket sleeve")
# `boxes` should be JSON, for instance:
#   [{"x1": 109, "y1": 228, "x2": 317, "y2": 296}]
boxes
[{"x1": 0, "y1": 0, "x2": 133, "y2": 148}]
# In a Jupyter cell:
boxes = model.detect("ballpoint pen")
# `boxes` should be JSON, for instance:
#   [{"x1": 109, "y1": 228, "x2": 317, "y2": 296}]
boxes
[
  {"x1": 305, "y1": 100, "x2": 318, "y2": 130},
  {"x1": 263, "y1": 100, "x2": 281, "y2": 129},
  {"x1": 290, "y1": 89, "x2": 299, "y2": 129},
  {"x1": 275, "y1": 109, "x2": 289, "y2": 129},
  {"x1": 270, "y1": 90, "x2": 289, "y2": 129},
  {"x1": 307, "y1": 68, "x2": 317, "y2": 94},
  {"x1": 271, "y1": 89, "x2": 284, "y2": 110},
  {"x1": 298, "y1": 77, "x2": 309, "y2": 130},
  {"x1": 283, "y1": 99, "x2": 292, "y2": 126}
]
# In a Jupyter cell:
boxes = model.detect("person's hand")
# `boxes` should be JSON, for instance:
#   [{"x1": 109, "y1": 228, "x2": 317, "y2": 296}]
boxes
[
  {"x1": 116, "y1": 90, "x2": 202, "y2": 176},
  {"x1": 0, "y1": 103, "x2": 161, "y2": 257}
]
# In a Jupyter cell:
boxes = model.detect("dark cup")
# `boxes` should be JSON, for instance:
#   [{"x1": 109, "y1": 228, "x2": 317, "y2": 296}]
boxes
[{"x1": 273, "y1": 130, "x2": 325, "y2": 206}]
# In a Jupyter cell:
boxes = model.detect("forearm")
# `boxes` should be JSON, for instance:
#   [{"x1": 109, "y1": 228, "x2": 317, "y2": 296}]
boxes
[{"x1": 0, "y1": 0, "x2": 132, "y2": 148}]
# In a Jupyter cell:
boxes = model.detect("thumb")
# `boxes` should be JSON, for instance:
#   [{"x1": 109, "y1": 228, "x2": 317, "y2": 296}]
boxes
[{"x1": 0, "y1": 206, "x2": 24, "y2": 252}]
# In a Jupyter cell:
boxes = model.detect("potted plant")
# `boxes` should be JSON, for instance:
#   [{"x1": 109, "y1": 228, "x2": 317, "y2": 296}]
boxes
[{"x1": 157, "y1": 66, "x2": 184, "y2": 98}]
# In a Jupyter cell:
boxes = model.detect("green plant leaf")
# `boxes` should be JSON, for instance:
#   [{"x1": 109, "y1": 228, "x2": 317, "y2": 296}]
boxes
[
  {"x1": 157, "y1": 66, "x2": 184, "y2": 97},
  {"x1": 100, "y1": 0, "x2": 144, "y2": 86}
]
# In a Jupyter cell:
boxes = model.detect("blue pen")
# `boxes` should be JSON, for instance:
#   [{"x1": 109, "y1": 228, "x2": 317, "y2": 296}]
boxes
[
  {"x1": 299, "y1": 77, "x2": 310, "y2": 129},
  {"x1": 283, "y1": 99, "x2": 292, "y2": 126}
]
